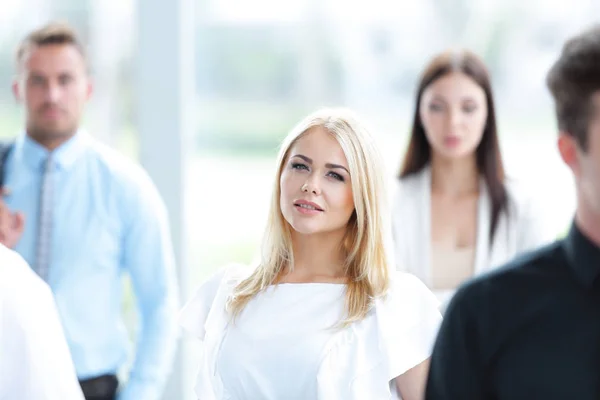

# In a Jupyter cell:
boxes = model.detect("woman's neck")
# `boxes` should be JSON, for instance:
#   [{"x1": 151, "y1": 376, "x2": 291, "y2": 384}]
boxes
[
  {"x1": 430, "y1": 154, "x2": 479, "y2": 197},
  {"x1": 286, "y1": 230, "x2": 347, "y2": 283}
]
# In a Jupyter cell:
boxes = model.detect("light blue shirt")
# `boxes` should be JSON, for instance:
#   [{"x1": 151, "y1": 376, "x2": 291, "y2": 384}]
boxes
[{"x1": 4, "y1": 132, "x2": 179, "y2": 400}]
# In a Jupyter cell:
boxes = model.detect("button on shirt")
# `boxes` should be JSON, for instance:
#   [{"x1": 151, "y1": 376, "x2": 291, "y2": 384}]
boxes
[
  {"x1": 0, "y1": 244, "x2": 85, "y2": 400},
  {"x1": 425, "y1": 222, "x2": 600, "y2": 399},
  {"x1": 3, "y1": 132, "x2": 179, "y2": 400}
]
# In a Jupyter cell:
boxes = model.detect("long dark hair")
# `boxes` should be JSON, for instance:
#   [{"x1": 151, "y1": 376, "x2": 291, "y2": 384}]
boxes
[{"x1": 399, "y1": 49, "x2": 507, "y2": 244}]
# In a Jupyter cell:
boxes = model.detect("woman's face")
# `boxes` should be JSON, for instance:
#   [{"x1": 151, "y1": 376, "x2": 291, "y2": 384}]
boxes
[
  {"x1": 419, "y1": 72, "x2": 489, "y2": 160},
  {"x1": 279, "y1": 127, "x2": 355, "y2": 237}
]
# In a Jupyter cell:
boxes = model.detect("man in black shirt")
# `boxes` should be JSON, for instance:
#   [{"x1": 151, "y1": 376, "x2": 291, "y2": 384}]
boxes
[{"x1": 425, "y1": 25, "x2": 600, "y2": 400}]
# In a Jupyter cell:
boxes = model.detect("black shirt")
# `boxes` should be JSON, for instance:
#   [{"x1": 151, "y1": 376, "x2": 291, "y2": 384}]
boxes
[{"x1": 425, "y1": 222, "x2": 600, "y2": 400}]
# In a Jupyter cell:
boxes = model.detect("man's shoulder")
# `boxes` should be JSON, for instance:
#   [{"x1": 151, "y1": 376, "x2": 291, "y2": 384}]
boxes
[
  {"x1": 439, "y1": 241, "x2": 570, "y2": 363},
  {"x1": 86, "y1": 138, "x2": 158, "y2": 194},
  {"x1": 450, "y1": 241, "x2": 566, "y2": 314},
  {"x1": 87, "y1": 139, "x2": 144, "y2": 175}
]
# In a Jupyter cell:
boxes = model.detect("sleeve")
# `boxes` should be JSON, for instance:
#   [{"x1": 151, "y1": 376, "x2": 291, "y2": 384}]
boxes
[
  {"x1": 385, "y1": 272, "x2": 443, "y2": 379},
  {"x1": 425, "y1": 283, "x2": 488, "y2": 399},
  {"x1": 178, "y1": 266, "x2": 229, "y2": 340},
  {"x1": 0, "y1": 263, "x2": 85, "y2": 400},
  {"x1": 314, "y1": 272, "x2": 441, "y2": 400},
  {"x1": 117, "y1": 171, "x2": 179, "y2": 400}
]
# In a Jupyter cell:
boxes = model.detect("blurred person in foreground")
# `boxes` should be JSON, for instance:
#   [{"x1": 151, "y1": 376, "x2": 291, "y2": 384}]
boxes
[
  {"x1": 179, "y1": 108, "x2": 442, "y2": 399},
  {"x1": 0, "y1": 22, "x2": 179, "y2": 400},
  {"x1": 0, "y1": 243, "x2": 84, "y2": 400},
  {"x1": 425, "y1": 24, "x2": 600, "y2": 399}
]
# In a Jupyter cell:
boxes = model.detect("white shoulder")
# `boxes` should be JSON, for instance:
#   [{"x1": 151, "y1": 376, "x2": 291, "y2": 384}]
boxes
[
  {"x1": 315, "y1": 271, "x2": 442, "y2": 398},
  {"x1": 0, "y1": 246, "x2": 85, "y2": 400},
  {"x1": 178, "y1": 263, "x2": 253, "y2": 339},
  {"x1": 392, "y1": 169, "x2": 429, "y2": 230},
  {"x1": 504, "y1": 176, "x2": 551, "y2": 220},
  {"x1": 504, "y1": 177, "x2": 560, "y2": 246},
  {"x1": 375, "y1": 271, "x2": 442, "y2": 377},
  {"x1": 0, "y1": 245, "x2": 49, "y2": 301},
  {"x1": 504, "y1": 177, "x2": 534, "y2": 214},
  {"x1": 384, "y1": 271, "x2": 441, "y2": 324},
  {"x1": 393, "y1": 172, "x2": 422, "y2": 205}
]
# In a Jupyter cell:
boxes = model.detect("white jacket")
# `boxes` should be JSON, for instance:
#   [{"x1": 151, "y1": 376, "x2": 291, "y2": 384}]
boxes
[{"x1": 391, "y1": 166, "x2": 558, "y2": 305}]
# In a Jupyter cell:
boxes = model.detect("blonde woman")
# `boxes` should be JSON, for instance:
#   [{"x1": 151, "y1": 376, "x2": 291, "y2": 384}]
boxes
[{"x1": 179, "y1": 108, "x2": 442, "y2": 400}]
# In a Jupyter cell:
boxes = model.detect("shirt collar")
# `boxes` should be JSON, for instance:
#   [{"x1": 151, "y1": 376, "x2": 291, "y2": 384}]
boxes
[
  {"x1": 563, "y1": 221, "x2": 600, "y2": 289},
  {"x1": 15, "y1": 130, "x2": 89, "y2": 172}
]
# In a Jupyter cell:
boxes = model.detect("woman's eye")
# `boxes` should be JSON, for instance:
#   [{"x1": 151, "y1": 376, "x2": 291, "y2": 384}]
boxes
[
  {"x1": 328, "y1": 172, "x2": 345, "y2": 182},
  {"x1": 291, "y1": 163, "x2": 308, "y2": 170}
]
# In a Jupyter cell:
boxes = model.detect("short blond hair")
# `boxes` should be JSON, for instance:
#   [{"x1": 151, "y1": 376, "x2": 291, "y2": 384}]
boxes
[
  {"x1": 15, "y1": 21, "x2": 87, "y2": 71},
  {"x1": 227, "y1": 108, "x2": 393, "y2": 327}
]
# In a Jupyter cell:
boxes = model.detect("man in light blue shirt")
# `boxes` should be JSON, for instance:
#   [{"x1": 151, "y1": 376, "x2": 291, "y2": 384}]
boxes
[{"x1": 0, "y1": 22, "x2": 179, "y2": 400}]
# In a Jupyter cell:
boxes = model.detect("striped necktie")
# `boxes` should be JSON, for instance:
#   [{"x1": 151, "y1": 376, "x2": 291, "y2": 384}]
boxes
[{"x1": 36, "y1": 154, "x2": 54, "y2": 281}]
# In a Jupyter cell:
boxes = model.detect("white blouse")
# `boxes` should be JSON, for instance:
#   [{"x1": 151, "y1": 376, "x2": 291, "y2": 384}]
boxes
[
  {"x1": 392, "y1": 166, "x2": 558, "y2": 307},
  {"x1": 218, "y1": 283, "x2": 346, "y2": 399},
  {"x1": 179, "y1": 264, "x2": 442, "y2": 400}
]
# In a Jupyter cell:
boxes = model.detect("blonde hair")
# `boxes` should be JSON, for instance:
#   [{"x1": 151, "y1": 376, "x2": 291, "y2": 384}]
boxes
[{"x1": 227, "y1": 108, "x2": 392, "y2": 327}]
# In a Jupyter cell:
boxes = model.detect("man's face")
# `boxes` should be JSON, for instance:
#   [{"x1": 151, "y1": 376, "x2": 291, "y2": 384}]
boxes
[
  {"x1": 559, "y1": 92, "x2": 600, "y2": 217},
  {"x1": 13, "y1": 43, "x2": 92, "y2": 145},
  {"x1": 577, "y1": 93, "x2": 600, "y2": 215}
]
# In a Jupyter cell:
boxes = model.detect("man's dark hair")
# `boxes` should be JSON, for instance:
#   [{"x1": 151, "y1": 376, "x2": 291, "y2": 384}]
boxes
[{"x1": 546, "y1": 24, "x2": 600, "y2": 151}]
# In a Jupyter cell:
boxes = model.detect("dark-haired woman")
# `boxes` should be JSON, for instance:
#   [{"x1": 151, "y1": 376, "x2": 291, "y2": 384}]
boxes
[{"x1": 392, "y1": 49, "x2": 556, "y2": 308}]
